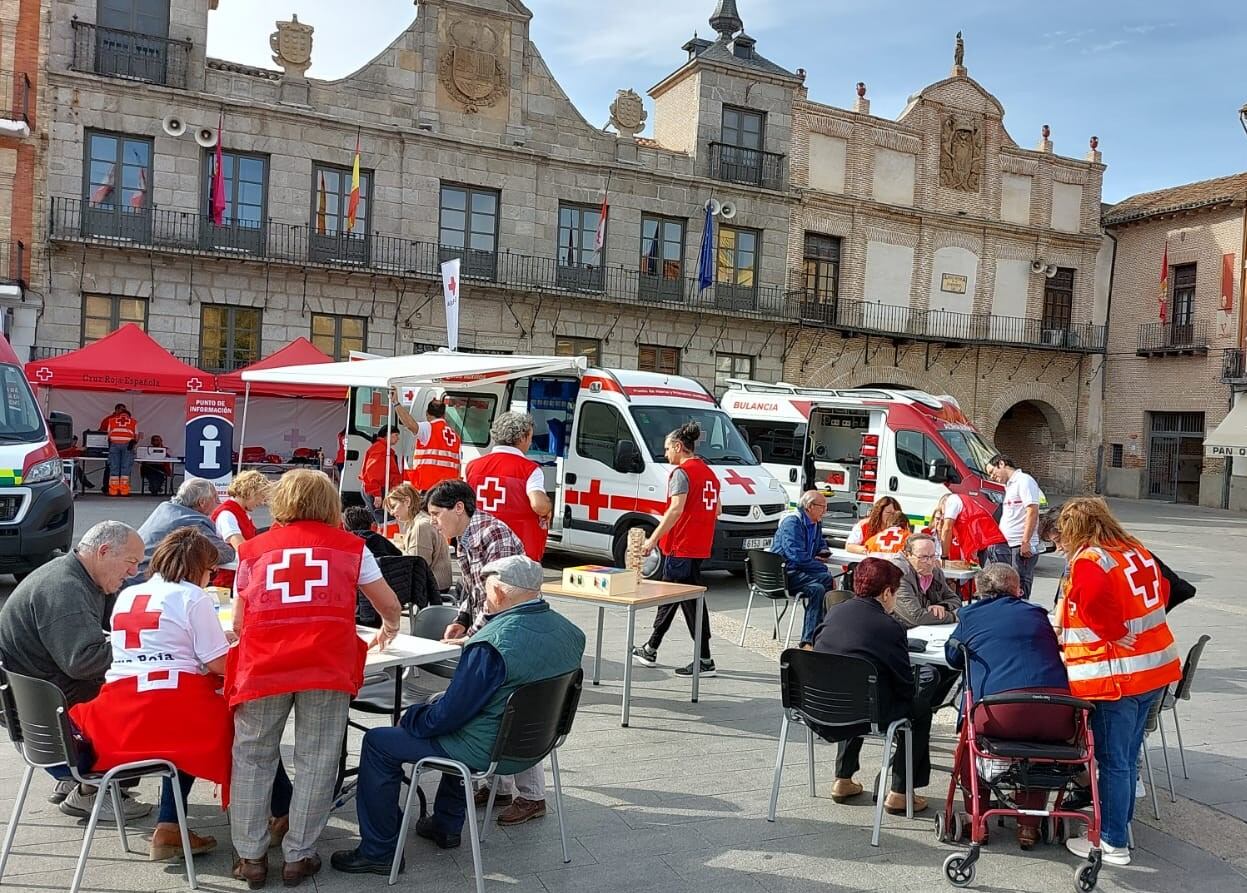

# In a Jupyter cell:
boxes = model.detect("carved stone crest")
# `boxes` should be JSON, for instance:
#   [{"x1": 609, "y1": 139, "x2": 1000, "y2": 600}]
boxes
[
  {"x1": 438, "y1": 20, "x2": 507, "y2": 113},
  {"x1": 939, "y1": 114, "x2": 984, "y2": 192},
  {"x1": 609, "y1": 89, "x2": 647, "y2": 139},
  {"x1": 270, "y1": 14, "x2": 314, "y2": 78}
]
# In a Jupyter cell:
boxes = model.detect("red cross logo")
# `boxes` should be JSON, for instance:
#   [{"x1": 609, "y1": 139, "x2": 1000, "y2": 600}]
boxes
[
  {"x1": 114, "y1": 594, "x2": 162, "y2": 649},
  {"x1": 875, "y1": 528, "x2": 906, "y2": 550},
  {"x1": 267, "y1": 548, "x2": 329, "y2": 604},
  {"x1": 723, "y1": 469, "x2": 756, "y2": 494},
  {"x1": 362, "y1": 391, "x2": 389, "y2": 427},
  {"x1": 443, "y1": 427, "x2": 459, "y2": 449},
  {"x1": 447, "y1": 276, "x2": 458, "y2": 299},
  {"x1": 702, "y1": 480, "x2": 718, "y2": 512},
  {"x1": 476, "y1": 476, "x2": 506, "y2": 512},
  {"x1": 1123, "y1": 550, "x2": 1162, "y2": 609},
  {"x1": 187, "y1": 377, "x2": 203, "y2": 391},
  {"x1": 580, "y1": 479, "x2": 609, "y2": 521},
  {"x1": 401, "y1": 388, "x2": 416, "y2": 404},
  {"x1": 35, "y1": 367, "x2": 52, "y2": 383}
]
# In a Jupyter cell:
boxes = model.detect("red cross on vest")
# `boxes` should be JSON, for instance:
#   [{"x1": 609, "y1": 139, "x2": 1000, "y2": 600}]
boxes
[
  {"x1": 267, "y1": 548, "x2": 330, "y2": 604},
  {"x1": 476, "y1": 476, "x2": 506, "y2": 513},
  {"x1": 443, "y1": 427, "x2": 459, "y2": 448},
  {"x1": 701, "y1": 480, "x2": 719, "y2": 512},
  {"x1": 114, "y1": 594, "x2": 162, "y2": 649},
  {"x1": 1124, "y1": 550, "x2": 1163, "y2": 609},
  {"x1": 361, "y1": 391, "x2": 389, "y2": 428},
  {"x1": 875, "y1": 528, "x2": 906, "y2": 549},
  {"x1": 723, "y1": 469, "x2": 756, "y2": 494}
]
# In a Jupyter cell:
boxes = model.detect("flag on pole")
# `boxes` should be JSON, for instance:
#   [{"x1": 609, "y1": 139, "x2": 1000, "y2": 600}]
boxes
[
  {"x1": 210, "y1": 113, "x2": 226, "y2": 226},
  {"x1": 316, "y1": 172, "x2": 328, "y2": 235},
  {"x1": 1159, "y1": 241, "x2": 1169, "y2": 325},
  {"x1": 441, "y1": 258, "x2": 461, "y2": 352},
  {"x1": 346, "y1": 134, "x2": 361, "y2": 233},
  {"x1": 593, "y1": 192, "x2": 608, "y2": 254},
  {"x1": 697, "y1": 201, "x2": 715, "y2": 292},
  {"x1": 90, "y1": 164, "x2": 115, "y2": 206},
  {"x1": 130, "y1": 168, "x2": 147, "y2": 209}
]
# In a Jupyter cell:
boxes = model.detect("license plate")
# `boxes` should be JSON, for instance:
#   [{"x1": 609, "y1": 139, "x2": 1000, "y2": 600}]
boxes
[{"x1": 744, "y1": 537, "x2": 773, "y2": 550}]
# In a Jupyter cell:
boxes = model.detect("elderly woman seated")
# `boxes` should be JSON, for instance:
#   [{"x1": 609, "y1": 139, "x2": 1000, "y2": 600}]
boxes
[{"x1": 945, "y1": 562, "x2": 1071, "y2": 850}]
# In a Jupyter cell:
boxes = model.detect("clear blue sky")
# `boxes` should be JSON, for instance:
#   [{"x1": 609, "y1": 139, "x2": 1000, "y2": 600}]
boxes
[{"x1": 206, "y1": 0, "x2": 1247, "y2": 203}]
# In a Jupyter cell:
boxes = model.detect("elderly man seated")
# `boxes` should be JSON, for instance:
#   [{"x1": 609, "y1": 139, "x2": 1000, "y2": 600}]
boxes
[
  {"x1": 892, "y1": 533, "x2": 961, "y2": 630},
  {"x1": 330, "y1": 555, "x2": 586, "y2": 876},
  {"x1": 770, "y1": 491, "x2": 835, "y2": 644},
  {"x1": 945, "y1": 563, "x2": 1071, "y2": 850},
  {"x1": 133, "y1": 478, "x2": 234, "y2": 582}
]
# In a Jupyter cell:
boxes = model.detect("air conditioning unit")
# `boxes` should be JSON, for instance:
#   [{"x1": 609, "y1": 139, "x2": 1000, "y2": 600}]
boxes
[{"x1": 1040, "y1": 329, "x2": 1065, "y2": 347}]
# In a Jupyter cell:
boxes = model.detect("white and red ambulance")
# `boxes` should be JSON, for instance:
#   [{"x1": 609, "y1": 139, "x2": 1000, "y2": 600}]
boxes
[
  {"x1": 720, "y1": 379, "x2": 1005, "y2": 541},
  {"x1": 344, "y1": 366, "x2": 788, "y2": 572}
]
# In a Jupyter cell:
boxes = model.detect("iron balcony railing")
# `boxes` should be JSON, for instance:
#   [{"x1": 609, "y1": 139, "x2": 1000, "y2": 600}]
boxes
[
  {"x1": 0, "y1": 240, "x2": 25, "y2": 286},
  {"x1": 30, "y1": 344, "x2": 200, "y2": 367},
  {"x1": 1137, "y1": 320, "x2": 1208, "y2": 355},
  {"x1": 709, "y1": 142, "x2": 787, "y2": 191},
  {"x1": 0, "y1": 71, "x2": 31, "y2": 124},
  {"x1": 70, "y1": 18, "x2": 192, "y2": 90},
  {"x1": 48, "y1": 197, "x2": 793, "y2": 321},
  {"x1": 1222, "y1": 348, "x2": 1246, "y2": 382},
  {"x1": 793, "y1": 290, "x2": 1106, "y2": 353}
]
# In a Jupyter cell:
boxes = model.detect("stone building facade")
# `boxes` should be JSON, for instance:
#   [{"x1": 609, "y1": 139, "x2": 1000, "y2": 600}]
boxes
[
  {"x1": 782, "y1": 46, "x2": 1111, "y2": 495},
  {"x1": 1101, "y1": 173, "x2": 1247, "y2": 508}
]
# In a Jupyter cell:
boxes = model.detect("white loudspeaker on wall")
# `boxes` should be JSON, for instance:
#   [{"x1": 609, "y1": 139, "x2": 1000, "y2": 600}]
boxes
[
  {"x1": 704, "y1": 198, "x2": 721, "y2": 216},
  {"x1": 1030, "y1": 260, "x2": 1046, "y2": 274},
  {"x1": 1044, "y1": 264, "x2": 1059, "y2": 278},
  {"x1": 194, "y1": 126, "x2": 218, "y2": 148},
  {"x1": 161, "y1": 115, "x2": 186, "y2": 137},
  {"x1": 719, "y1": 201, "x2": 737, "y2": 219}
]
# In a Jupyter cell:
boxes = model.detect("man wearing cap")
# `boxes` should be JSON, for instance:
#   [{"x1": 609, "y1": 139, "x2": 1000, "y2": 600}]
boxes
[{"x1": 331, "y1": 555, "x2": 585, "y2": 876}]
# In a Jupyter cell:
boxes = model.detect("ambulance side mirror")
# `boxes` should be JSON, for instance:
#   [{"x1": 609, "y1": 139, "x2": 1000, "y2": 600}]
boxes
[
  {"x1": 927, "y1": 458, "x2": 958, "y2": 485},
  {"x1": 751, "y1": 445, "x2": 763, "y2": 463},
  {"x1": 613, "y1": 440, "x2": 643, "y2": 474}
]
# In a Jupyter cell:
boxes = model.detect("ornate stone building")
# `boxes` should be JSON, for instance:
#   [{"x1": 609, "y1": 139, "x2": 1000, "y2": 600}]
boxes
[{"x1": 783, "y1": 40, "x2": 1111, "y2": 494}]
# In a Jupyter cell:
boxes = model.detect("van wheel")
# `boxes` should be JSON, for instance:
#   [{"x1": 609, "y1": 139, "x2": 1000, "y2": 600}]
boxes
[{"x1": 612, "y1": 525, "x2": 659, "y2": 578}]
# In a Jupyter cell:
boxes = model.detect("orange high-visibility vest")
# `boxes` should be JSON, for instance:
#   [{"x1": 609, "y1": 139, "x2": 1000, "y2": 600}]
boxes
[
  {"x1": 413, "y1": 419, "x2": 461, "y2": 490},
  {"x1": 107, "y1": 414, "x2": 137, "y2": 444},
  {"x1": 1059, "y1": 545, "x2": 1182, "y2": 701},
  {"x1": 865, "y1": 525, "x2": 911, "y2": 554}
]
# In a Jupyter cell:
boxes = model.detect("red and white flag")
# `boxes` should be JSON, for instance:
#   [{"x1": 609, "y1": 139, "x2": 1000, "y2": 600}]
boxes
[
  {"x1": 441, "y1": 257, "x2": 461, "y2": 352},
  {"x1": 593, "y1": 192, "x2": 608, "y2": 253},
  {"x1": 210, "y1": 113, "x2": 226, "y2": 226},
  {"x1": 1158, "y1": 241, "x2": 1169, "y2": 325}
]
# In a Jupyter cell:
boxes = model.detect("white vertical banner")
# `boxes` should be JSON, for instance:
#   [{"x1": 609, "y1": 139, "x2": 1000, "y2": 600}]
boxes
[{"x1": 441, "y1": 258, "x2": 461, "y2": 352}]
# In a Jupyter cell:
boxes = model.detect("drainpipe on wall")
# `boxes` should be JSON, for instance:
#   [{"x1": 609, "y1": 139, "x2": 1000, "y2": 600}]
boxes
[{"x1": 1096, "y1": 230, "x2": 1119, "y2": 495}]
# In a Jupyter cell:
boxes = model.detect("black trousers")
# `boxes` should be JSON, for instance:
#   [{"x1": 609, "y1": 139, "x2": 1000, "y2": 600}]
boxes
[{"x1": 646, "y1": 556, "x2": 712, "y2": 660}]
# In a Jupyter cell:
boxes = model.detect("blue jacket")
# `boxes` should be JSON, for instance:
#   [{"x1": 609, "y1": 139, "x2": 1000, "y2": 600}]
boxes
[
  {"x1": 771, "y1": 510, "x2": 827, "y2": 576},
  {"x1": 945, "y1": 594, "x2": 1068, "y2": 703}
]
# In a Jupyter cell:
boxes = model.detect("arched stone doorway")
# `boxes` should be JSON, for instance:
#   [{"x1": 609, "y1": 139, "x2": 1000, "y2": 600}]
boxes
[{"x1": 992, "y1": 399, "x2": 1070, "y2": 493}]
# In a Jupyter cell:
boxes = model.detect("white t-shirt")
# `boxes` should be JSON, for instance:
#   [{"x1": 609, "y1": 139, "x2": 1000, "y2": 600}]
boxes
[
  {"x1": 359, "y1": 548, "x2": 383, "y2": 585},
  {"x1": 942, "y1": 494, "x2": 964, "y2": 521},
  {"x1": 106, "y1": 576, "x2": 230, "y2": 683},
  {"x1": 215, "y1": 509, "x2": 244, "y2": 571},
  {"x1": 847, "y1": 519, "x2": 868, "y2": 546},
  {"x1": 494, "y1": 445, "x2": 546, "y2": 493},
  {"x1": 415, "y1": 420, "x2": 432, "y2": 446},
  {"x1": 1000, "y1": 470, "x2": 1042, "y2": 550}
]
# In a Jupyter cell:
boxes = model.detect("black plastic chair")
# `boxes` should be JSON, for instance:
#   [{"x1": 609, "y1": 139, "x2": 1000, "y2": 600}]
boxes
[
  {"x1": 767, "y1": 648, "x2": 914, "y2": 847},
  {"x1": 0, "y1": 670, "x2": 197, "y2": 892},
  {"x1": 410, "y1": 604, "x2": 461, "y2": 679},
  {"x1": 376, "y1": 554, "x2": 424, "y2": 632},
  {"x1": 389, "y1": 668, "x2": 584, "y2": 891},
  {"x1": 1163, "y1": 634, "x2": 1211, "y2": 781},
  {"x1": 740, "y1": 550, "x2": 803, "y2": 649},
  {"x1": 823, "y1": 589, "x2": 853, "y2": 613}
]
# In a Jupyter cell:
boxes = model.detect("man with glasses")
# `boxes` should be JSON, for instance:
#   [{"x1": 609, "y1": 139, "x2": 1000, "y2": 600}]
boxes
[
  {"x1": 770, "y1": 491, "x2": 838, "y2": 644},
  {"x1": 892, "y1": 533, "x2": 961, "y2": 630}
]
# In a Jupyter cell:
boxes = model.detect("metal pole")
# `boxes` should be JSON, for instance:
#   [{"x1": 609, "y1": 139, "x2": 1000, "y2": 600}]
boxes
[
  {"x1": 235, "y1": 383, "x2": 250, "y2": 475},
  {"x1": 339, "y1": 392, "x2": 352, "y2": 498},
  {"x1": 382, "y1": 390, "x2": 393, "y2": 527}
]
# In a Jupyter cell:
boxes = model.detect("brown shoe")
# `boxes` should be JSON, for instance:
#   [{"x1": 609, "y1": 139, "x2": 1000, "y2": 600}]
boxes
[
  {"x1": 474, "y1": 786, "x2": 513, "y2": 809},
  {"x1": 233, "y1": 854, "x2": 268, "y2": 890},
  {"x1": 830, "y1": 779, "x2": 864, "y2": 803},
  {"x1": 884, "y1": 792, "x2": 928, "y2": 815},
  {"x1": 1017, "y1": 824, "x2": 1040, "y2": 850},
  {"x1": 281, "y1": 854, "x2": 321, "y2": 888},
  {"x1": 148, "y1": 826, "x2": 216, "y2": 861},
  {"x1": 268, "y1": 815, "x2": 289, "y2": 850},
  {"x1": 496, "y1": 797, "x2": 547, "y2": 826}
]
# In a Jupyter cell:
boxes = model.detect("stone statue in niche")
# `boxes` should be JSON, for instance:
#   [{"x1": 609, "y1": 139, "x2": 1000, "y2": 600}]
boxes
[
  {"x1": 270, "y1": 13, "x2": 313, "y2": 78},
  {"x1": 438, "y1": 20, "x2": 507, "y2": 113},
  {"x1": 939, "y1": 114, "x2": 984, "y2": 192}
]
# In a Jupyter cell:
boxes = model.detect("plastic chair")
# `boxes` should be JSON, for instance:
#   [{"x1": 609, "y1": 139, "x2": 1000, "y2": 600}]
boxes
[
  {"x1": 1140, "y1": 694, "x2": 1169, "y2": 818},
  {"x1": 410, "y1": 604, "x2": 461, "y2": 679},
  {"x1": 1162, "y1": 634, "x2": 1211, "y2": 780},
  {"x1": 740, "y1": 550, "x2": 803, "y2": 648},
  {"x1": 376, "y1": 554, "x2": 419, "y2": 631},
  {"x1": 823, "y1": 589, "x2": 853, "y2": 613},
  {"x1": 767, "y1": 648, "x2": 914, "y2": 848},
  {"x1": 389, "y1": 668, "x2": 584, "y2": 892},
  {"x1": 0, "y1": 669, "x2": 198, "y2": 893}
]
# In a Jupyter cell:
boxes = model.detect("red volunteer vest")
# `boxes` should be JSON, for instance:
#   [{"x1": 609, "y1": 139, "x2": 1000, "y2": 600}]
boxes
[
  {"x1": 953, "y1": 497, "x2": 1007, "y2": 556},
  {"x1": 659, "y1": 457, "x2": 719, "y2": 559},
  {"x1": 465, "y1": 450, "x2": 548, "y2": 560},
  {"x1": 225, "y1": 521, "x2": 367, "y2": 707},
  {"x1": 414, "y1": 419, "x2": 462, "y2": 490},
  {"x1": 360, "y1": 439, "x2": 402, "y2": 498},
  {"x1": 334, "y1": 432, "x2": 346, "y2": 465},
  {"x1": 209, "y1": 499, "x2": 258, "y2": 588},
  {"x1": 107, "y1": 414, "x2": 137, "y2": 444}
]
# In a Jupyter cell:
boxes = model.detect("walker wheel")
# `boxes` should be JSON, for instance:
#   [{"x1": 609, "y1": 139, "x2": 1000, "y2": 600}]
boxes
[
  {"x1": 1055, "y1": 817, "x2": 1070, "y2": 843},
  {"x1": 1074, "y1": 863, "x2": 1098, "y2": 892},
  {"x1": 943, "y1": 852, "x2": 975, "y2": 888},
  {"x1": 935, "y1": 813, "x2": 949, "y2": 843},
  {"x1": 953, "y1": 812, "x2": 967, "y2": 841}
]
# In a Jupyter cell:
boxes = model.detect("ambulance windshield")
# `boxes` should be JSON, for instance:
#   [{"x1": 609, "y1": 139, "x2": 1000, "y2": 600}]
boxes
[
  {"x1": 940, "y1": 428, "x2": 996, "y2": 476},
  {"x1": 0, "y1": 364, "x2": 46, "y2": 442},
  {"x1": 629, "y1": 406, "x2": 759, "y2": 466}
]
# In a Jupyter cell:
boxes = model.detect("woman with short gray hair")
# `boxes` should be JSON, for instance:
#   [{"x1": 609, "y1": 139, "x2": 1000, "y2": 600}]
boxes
[{"x1": 466, "y1": 411, "x2": 553, "y2": 560}]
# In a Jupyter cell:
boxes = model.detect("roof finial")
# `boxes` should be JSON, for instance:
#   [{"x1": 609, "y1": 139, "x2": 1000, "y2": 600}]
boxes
[
  {"x1": 952, "y1": 31, "x2": 967, "y2": 76},
  {"x1": 710, "y1": 0, "x2": 743, "y2": 38}
]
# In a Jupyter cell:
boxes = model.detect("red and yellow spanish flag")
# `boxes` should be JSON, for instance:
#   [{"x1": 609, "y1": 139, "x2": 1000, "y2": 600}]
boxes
[
  {"x1": 1159, "y1": 241, "x2": 1169, "y2": 324},
  {"x1": 316, "y1": 171, "x2": 327, "y2": 235},
  {"x1": 346, "y1": 135, "x2": 361, "y2": 233}
]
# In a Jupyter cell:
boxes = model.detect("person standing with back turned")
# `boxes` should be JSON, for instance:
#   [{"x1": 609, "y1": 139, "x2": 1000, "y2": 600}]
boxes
[
  {"x1": 987, "y1": 453, "x2": 1043, "y2": 598},
  {"x1": 393, "y1": 394, "x2": 462, "y2": 492},
  {"x1": 631, "y1": 422, "x2": 720, "y2": 678}
]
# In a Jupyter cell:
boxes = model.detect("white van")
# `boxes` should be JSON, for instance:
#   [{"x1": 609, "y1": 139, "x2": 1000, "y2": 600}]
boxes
[
  {"x1": 343, "y1": 367, "x2": 788, "y2": 571},
  {"x1": 721, "y1": 379, "x2": 1006, "y2": 540}
]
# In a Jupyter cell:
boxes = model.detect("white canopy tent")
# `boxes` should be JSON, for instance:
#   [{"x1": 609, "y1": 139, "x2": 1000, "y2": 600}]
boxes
[{"x1": 1205, "y1": 400, "x2": 1247, "y2": 459}]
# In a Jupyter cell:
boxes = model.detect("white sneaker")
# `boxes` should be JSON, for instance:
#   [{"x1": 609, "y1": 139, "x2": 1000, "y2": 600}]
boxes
[
  {"x1": 1136, "y1": 778, "x2": 1146, "y2": 798},
  {"x1": 59, "y1": 785, "x2": 153, "y2": 822},
  {"x1": 48, "y1": 779, "x2": 76, "y2": 804},
  {"x1": 1066, "y1": 832, "x2": 1131, "y2": 866}
]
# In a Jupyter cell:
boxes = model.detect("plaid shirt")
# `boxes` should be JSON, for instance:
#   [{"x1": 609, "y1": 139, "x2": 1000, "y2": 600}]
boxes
[{"x1": 456, "y1": 510, "x2": 525, "y2": 633}]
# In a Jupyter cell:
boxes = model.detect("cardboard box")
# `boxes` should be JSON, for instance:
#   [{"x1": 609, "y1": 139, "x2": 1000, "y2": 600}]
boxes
[{"x1": 561, "y1": 565, "x2": 638, "y2": 596}]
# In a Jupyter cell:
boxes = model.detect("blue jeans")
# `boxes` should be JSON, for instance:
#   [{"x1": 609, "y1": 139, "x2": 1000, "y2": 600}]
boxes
[
  {"x1": 786, "y1": 567, "x2": 835, "y2": 644},
  {"x1": 1090, "y1": 688, "x2": 1163, "y2": 848},
  {"x1": 108, "y1": 442, "x2": 134, "y2": 477},
  {"x1": 1009, "y1": 546, "x2": 1039, "y2": 599},
  {"x1": 355, "y1": 723, "x2": 462, "y2": 862}
]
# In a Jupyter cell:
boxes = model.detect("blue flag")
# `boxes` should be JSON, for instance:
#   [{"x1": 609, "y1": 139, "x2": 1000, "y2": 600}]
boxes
[{"x1": 697, "y1": 202, "x2": 715, "y2": 292}]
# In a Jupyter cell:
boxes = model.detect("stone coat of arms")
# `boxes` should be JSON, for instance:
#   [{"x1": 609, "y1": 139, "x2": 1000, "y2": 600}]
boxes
[
  {"x1": 438, "y1": 20, "x2": 507, "y2": 113},
  {"x1": 270, "y1": 13, "x2": 314, "y2": 78},
  {"x1": 939, "y1": 113, "x2": 984, "y2": 192},
  {"x1": 609, "y1": 89, "x2": 647, "y2": 139}
]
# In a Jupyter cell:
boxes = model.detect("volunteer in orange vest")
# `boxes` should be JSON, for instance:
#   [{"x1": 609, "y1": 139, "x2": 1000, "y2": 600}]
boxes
[
  {"x1": 631, "y1": 421, "x2": 720, "y2": 679},
  {"x1": 209, "y1": 469, "x2": 272, "y2": 590},
  {"x1": 100, "y1": 402, "x2": 138, "y2": 497},
  {"x1": 392, "y1": 393, "x2": 461, "y2": 490},
  {"x1": 360, "y1": 425, "x2": 402, "y2": 517},
  {"x1": 1056, "y1": 497, "x2": 1182, "y2": 868},
  {"x1": 464, "y1": 411, "x2": 552, "y2": 560},
  {"x1": 844, "y1": 497, "x2": 905, "y2": 554},
  {"x1": 933, "y1": 491, "x2": 1010, "y2": 566},
  {"x1": 226, "y1": 469, "x2": 403, "y2": 888}
]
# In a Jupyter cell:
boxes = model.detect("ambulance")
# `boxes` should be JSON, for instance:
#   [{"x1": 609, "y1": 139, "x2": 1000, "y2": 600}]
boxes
[
  {"x1": 342, "y1": 366, "x2": 788, "y2": 572},
  {"x1": 720, "y1": 379, "x2": 1005, "y2": 541}
]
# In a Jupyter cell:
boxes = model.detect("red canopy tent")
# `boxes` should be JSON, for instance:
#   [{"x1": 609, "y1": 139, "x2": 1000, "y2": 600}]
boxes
[
  {"x1": 215, "y1": 337, "x2": 346, "y2": 400},
  {"x1": 24, "y1": 324, "x2": 213, "y2": 394}
]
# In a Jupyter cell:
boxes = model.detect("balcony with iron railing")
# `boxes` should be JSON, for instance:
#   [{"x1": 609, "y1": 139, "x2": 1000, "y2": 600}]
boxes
[
  {"x1": 0, "y1": 241, "x2": 25, "y2": 287},
  {"x1": 29, "y1": 344, "x2": 200, "y2": 367},
  {"x1": 708, "y1": 142, "x2": 787, "y2": 191},
  {"x1": 70, "y1": 17, "x2": 192, "y2": 90},
  {"x1": 0, "y1": 71, "x2": 31, "y2": 125},
  {"x1": 1137, "y1": 320, "x2": 1208, "y2": 356},
  {"x1": 1221, "y1": 348, "x2": 1246, "y2": 382}
]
